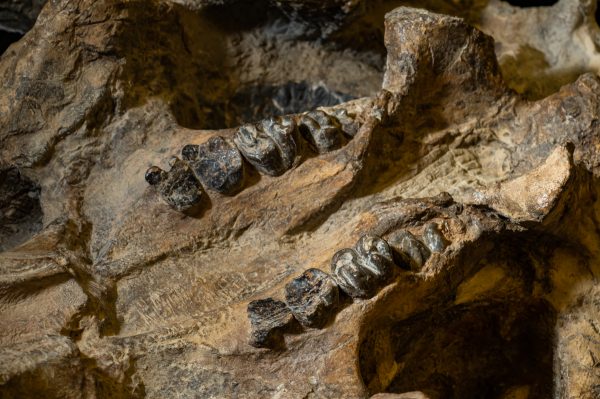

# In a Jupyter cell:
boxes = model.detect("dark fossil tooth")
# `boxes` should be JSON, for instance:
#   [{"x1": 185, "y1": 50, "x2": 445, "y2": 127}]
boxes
[
  {"x1": 387, "y1": 230, "x2": 431, "y2": 271},
  {"x1": 299, "y1": 110, "x2": 344, "y2": 153},
  {"x1": 260, "y1": 115, "x2": 298, "y2": 171},
  {"x1": 234, "y1": 123, "x2": 286, "y2": 176},
  {"x1": 284, "y1": 268, "x2": 339, "y2": 328},
  {"x1": 331, "y1": 248, "x2": 377, "y2": 299},
  {"x1": 181, "y1": 136, "x2": 244, "y2": 195},
  {"x1": 247, "y1": 298, "x2": 294, "y2": 349},
  {"x1": 147, "y1": 157, "x2": 204, "y2": 212},
  {"x1": 422, "y1": 222, "x2": 447, "y2": 253},
  {"x1": 354, "y1": 234, "x2": 394, "y2": 283},
  {"x1": 331, "y1": 108, "x2": 359, "y2": 137}
]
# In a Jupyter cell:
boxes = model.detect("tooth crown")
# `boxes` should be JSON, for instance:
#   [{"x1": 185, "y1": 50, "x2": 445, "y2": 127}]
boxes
[
  {"x1": 331, "y1": 247, "x2": 381, "y2": 299},
  {"x1": 422, "y1": 222, "x2": 447, "y2": 253},
  {"x1": 182, "y1": 136, "x2": 244, "y2": 195},
  {"x1": 284, "y1": 268, "x2": 339, "y2": 328},
  {"x1": 234, "y1": 123, "x2": 287, "y2": 176},
  {"x1": 299, "y1": 110, "x2": 344, "y2": 154},
  {"x1": 387, "y1": 230, "x2": 431, "y2": 271},
  {"x1": 145, "y1": 158, "x2": 204, "y2": 212},
  {"x1": 260, "y1": 116, "x2": 299, "y2": 171}
]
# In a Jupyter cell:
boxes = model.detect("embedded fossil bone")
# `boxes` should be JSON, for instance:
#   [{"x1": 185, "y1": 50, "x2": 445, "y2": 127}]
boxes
[{"x1": 181, "y1": 136, "x2": 244, "y2": 195}]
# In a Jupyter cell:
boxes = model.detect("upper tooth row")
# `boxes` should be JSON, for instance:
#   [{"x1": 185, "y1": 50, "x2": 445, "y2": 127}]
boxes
[
  {"x1": 247, "y1": 227, "x2": 448, "y2": 348},
  {"x1": 144, "y1": 109, "x2": 355, "y2": 211}
]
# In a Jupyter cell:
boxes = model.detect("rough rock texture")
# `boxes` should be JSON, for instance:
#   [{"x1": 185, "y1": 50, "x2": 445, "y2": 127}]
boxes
[{"x1": 1, "y1": 0, "x2": 600, "y2": 398}]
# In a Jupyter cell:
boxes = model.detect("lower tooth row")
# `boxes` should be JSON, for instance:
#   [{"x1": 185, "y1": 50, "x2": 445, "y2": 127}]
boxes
[{"x1": 247, "y1": 228, "x2": 448, "y2": 348}]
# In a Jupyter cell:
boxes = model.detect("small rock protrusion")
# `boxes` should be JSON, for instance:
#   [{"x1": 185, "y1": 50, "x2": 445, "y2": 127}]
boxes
[
  {"x1": 247, "y1": 298, "x2": 294, "y2": 349},
  {"x1": 182, "y1": 136, "x2": 244, "y2": 195},
  {"x1": 299, "y1": 110, "x2": 344, "y2": 153},
  {"x1": 387, "y1": 230, "x2": 431, "y2": 271},
  {"x1": 284, "y1": 268, "x2": 339, "y2": 328},
  {"x1": 146, "y1": 158, "x2": 204, "y2": 212},
  {"x1": 422, "y1": 222, "x2": 447, "y2": 253}
]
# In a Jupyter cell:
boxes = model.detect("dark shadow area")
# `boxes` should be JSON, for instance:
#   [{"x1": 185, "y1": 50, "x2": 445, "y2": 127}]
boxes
[
  {"x1": 0, "y1": 29, "x2": 23, "y2": 55},
  {"x1": 0, "y1": 168, "x2": 43, "y2": 252},
  {"x1": 360, "y1": 300, "x2": 556, "y2": 399}
]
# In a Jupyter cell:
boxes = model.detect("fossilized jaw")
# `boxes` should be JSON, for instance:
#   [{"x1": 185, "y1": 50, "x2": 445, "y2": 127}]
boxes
[
  {"x1": 181, "y1": 136, "x2": 244, "y2": 195},
  {"x1": 145, "y1": 107, "x2": 354, "y2": 212}
]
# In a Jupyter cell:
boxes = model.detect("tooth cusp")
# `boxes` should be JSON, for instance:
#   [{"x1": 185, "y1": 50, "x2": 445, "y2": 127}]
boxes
[{"x1": 299, "y1": 110, "x2": 344, "y2": 154}]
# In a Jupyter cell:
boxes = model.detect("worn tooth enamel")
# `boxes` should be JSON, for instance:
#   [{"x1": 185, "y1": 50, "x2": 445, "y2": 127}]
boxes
[
  {"x1": 354, "y1": 234, "x2": 394, "y2": 282},
  {"x1": 422, "y1": 222, "x2": 447, "y2": 253},
  {"x1": 182, "y1": 136, "x2": 244, "y2": 195},
  {"x1": 234, "y1": 123, "x2": 286, "y2": 176},
  {"x1": 331, "y1": 108, "x2": 359, "y2": 137},
  {"x1": 387, "y1": 230, "x2": 431, "y2": 271},
  {"x1": 299, "y1": 110, "x2": 344, "y2": 153},
  {"x1": 284, "y1": 268, "x2": 339, "y2": 328},
  {"x1": 331, "y1": 248, "x2": 374, "y2": 298},
  {"x1": 247, "y1": 298, "x2": 294, "y2": 349},
  {"x1": 261, "y1": 115, "x2": 299, "y2": 171},
  {"x1": 148, "y1": 157, "x2": 204, "y2": 212}
]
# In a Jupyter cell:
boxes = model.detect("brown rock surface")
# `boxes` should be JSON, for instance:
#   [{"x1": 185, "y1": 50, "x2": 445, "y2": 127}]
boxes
[{"x1": 1, "y1": 1, "x2": 600, "y2": 398}]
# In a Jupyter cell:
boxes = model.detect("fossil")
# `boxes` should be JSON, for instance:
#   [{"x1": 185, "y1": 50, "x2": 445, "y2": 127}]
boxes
[
  {"x1": 181, "y1": 136, "x2": 244, "y2": 195},
  {"x1": 247, "y1": 298, "x2": 294, "y2": 349},
  {"x1": 284, "y1": 268, "x2": 339, "y2": 328},
  {"x1": 260, "y1": 115, "x2": 299, "y2": 171},
  {"x1": 387, "y1": 230, "x2": 431, "y2": 272},
  {"x1": 145, "y1": 157, "x2": 204, "y2": 212},
  {"x1": 298, "y1": 110, "x2": 345, "y2": 153},
  {"x1": 422, "y1": 222, "x2": 447, "y2": 253},
  {"x1": 234, "y1": 122, "x2": 287, "y2": 176}
]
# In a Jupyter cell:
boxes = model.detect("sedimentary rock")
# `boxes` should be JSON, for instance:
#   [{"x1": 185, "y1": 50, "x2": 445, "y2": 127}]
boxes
[{"x1": 1, "y1": 0, "x2": 600, "y2": 398}]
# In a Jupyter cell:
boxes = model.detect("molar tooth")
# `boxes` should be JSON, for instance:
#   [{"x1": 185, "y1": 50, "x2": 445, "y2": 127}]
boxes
[
  {"x1": 261, "y1": 115, "x2": 299, "y2": 171},
  {"x1": 331, "y1": 248, "x2": 375, "y2": 298},
  {"x1": 149, "y1": 157, "x2": 204, "y2": 212},
  {"x1": 234, "y1": 123, "x2": 286, "y2": 176},
  {"x1": 299, "y1": 110, "x2": 344, "y2": 153},
  {"x1": 422, "y1": 222, "x2": 447, "y2": 253},
  {"x1": 284, "y1": 268, "x2": 339, "y2": 329},
  {"x1": 387, "y1": 230, "x2": 431, "y2": 271},
  {"x1": 247, "y1": 298, "x2": 294, "y2": 349},
  {"x1": 183, "y1": 136, "x2": 244, "y2": 195},
  {"x1": 354, "y1": 234, "x2": 394, "y2": 282}
]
